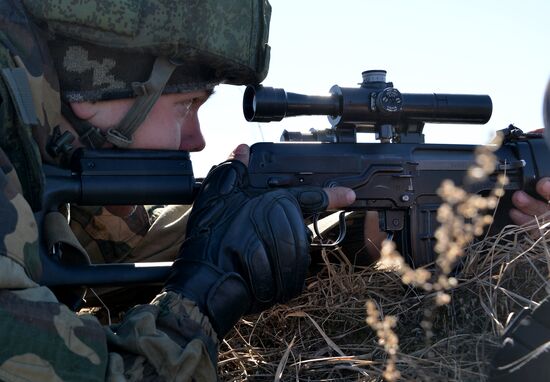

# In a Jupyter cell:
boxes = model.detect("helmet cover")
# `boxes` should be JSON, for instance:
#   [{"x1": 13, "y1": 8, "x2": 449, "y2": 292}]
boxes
[{"x1": 23, "y1": 0, "x2": 271, "y2": 101}]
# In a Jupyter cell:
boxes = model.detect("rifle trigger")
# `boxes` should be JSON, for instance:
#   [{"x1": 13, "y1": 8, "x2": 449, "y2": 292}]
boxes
[
  {"x1": 310, "y1": 211, "x2": 348, "y2": 248},
  {"x1": 312, "y1": 213, "x2": 323, "y2": 240}
]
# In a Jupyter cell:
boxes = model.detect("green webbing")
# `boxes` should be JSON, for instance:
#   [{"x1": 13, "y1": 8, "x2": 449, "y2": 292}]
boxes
[
  {"x1": 61, "y1": 56, "x2": 178, "y2": 149},
  {"x1": 106, "y1": 57, "x2": 178, "y2": 147}
]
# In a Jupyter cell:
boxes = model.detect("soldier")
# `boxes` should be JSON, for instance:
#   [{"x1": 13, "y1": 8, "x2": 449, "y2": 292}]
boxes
[{"x1": 0, "y1": 0, "x2": 355, "y2": 380}]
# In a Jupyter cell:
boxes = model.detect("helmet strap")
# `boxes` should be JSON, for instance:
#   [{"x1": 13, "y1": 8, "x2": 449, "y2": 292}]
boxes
[
  {"x1": 106, "y1": 56, "x2": 178, "y2": 147},
  {"x1": 60, "y1": 56, "x2": 178, "y2": 149}
]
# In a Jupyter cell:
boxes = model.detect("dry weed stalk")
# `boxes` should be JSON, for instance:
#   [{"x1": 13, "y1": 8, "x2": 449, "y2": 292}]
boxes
[
  {"x1": 382, "y1": 136, "x2": 507, "y2": 300},
  {"x1": 365, "y1": 300, "x2": 400, "y2": 381},
  {"x1": 377, "y1": 135, "x2": 509, "y2": 363}
]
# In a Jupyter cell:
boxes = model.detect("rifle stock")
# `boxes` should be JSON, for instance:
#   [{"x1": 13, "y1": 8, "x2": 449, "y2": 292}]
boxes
[{"x1": 36, "y1": 149, "x2": 197, "y2": 287}]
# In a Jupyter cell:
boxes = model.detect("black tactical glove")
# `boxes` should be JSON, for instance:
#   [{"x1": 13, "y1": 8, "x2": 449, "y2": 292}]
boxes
[{"x1": 164, "y1": 160, "x2": 328, "y2": 337}]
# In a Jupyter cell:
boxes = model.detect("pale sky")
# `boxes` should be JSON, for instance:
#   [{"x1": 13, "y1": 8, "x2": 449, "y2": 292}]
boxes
[{"x1": 193, "y1": 0, "x2": 550, "y2": 176}]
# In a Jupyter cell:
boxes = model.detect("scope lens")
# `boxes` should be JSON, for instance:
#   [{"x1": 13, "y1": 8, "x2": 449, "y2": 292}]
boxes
[{"x1": 243, "y1": 85, "x2": 257, "y2": 121}]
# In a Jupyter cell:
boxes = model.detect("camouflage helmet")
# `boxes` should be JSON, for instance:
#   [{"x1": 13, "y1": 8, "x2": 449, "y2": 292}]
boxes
[{"x1": 22, "y1": 0, "x2": 271, "y2": 147}]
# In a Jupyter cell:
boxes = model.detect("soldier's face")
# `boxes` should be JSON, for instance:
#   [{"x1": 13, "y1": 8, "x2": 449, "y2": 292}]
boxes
[{"x1": 70, "y1": 90, "x2": 212, "y2": 151}]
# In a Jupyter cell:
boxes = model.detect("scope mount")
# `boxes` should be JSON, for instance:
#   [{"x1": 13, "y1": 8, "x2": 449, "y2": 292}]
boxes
[{"x1": 326, "y1": 70, "x2": 421, "y2": 144}]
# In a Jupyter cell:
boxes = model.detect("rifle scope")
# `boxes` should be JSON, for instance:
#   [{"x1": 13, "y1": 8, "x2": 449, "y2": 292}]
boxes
[{"x1": 243, "y1": 70, "x2": 492, "y2": 127}]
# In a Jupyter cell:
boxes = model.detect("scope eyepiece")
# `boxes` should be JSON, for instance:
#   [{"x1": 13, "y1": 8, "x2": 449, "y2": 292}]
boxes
[{"x1": 243, "y1": 85, "x2": 290, "y2": 122}]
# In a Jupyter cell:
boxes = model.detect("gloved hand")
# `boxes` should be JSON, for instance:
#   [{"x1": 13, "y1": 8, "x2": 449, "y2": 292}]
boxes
[
  {"x1": 489, "y1": 296, "x2": 550, "y2": 381},
  {"x1": 164, "y1": 160, "x2": 329, "y2": 337}
]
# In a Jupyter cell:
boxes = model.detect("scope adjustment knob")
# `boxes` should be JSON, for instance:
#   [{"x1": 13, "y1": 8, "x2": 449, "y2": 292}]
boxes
[{"x1": 376, "y1": 88, "x2": 403, "y2": 113}]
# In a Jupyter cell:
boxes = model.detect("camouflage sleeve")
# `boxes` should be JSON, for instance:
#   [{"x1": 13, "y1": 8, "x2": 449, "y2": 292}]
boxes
[
  {"x1": 70, "y1": 204, "x2": 191, "y2": 264},
  {"x1": 1, "y1": 150, "x2": 217, "y2": 381},
  {"x1": 104, "y1": 292, "x2": 218, "y2": 381},
  {"x1": 0, "y1": 150, "x2": 109, "y2": 381}
]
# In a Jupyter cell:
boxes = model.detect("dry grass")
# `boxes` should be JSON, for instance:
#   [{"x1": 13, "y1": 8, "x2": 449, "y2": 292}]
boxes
[{"x1": 218, "y1": 217, "x2": 550, "y2": 381}]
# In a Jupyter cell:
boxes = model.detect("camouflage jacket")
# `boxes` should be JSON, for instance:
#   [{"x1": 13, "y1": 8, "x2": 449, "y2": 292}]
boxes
[
  {"x1": 70, "y1": 204, "x2": 189, "y2": 266},
  {"x1": 0, "y1": 1, "x2": 218, "y2": 380}
]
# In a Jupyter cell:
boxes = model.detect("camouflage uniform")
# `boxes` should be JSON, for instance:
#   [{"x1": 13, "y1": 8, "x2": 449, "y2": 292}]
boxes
[
  {"x1": 70, "y1": 204, "x2": 191, "y2": 308},
  {"x1": 70, "y1": 205, "x2": 189, "y2": 266},
  {"x1": 0, "y1": 0, "x2": 271, "y2": 380}
]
